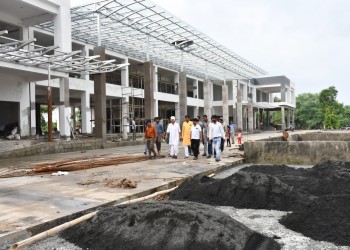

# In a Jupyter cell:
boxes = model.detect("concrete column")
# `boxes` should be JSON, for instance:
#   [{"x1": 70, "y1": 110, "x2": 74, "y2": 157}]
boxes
[
  {"x1": 193, "y1": 79, "x2": 199, "y2": 98},
  {"x1": 193, "y1": 107, "x2": 199, "y2": 118},
  {"x1": 270, "y1": 111, "x2": 274, "y2": 124},
  {"x1": 144, "y1": 61, "x2": 154, "y2": 120},
  {"x1": 292, "y1": 110, "x2": 295, "y2": 128},
  {"x1": 54, "y1": 0, "x2": 72, "y2": 52},
  {"x1": 281, "y1": 84, "x2": 286, "y2": 102},
  {"x1": 121, "y1": 58, "x2": 129, "y2": 139},
  {"x1": 232, "y1": 80, "x2": 237, "y2": 124},
  {"x1": 81, "y1": 46, "x2": 90, "y2": 80},
  {"x1": 18, "y1": 82, "x2": 30, "y2": 136},
  {"x1": 58, "y1": 78, "x2": 71, "y2": 137},
  {"x1": 203, "y1": 79, "x2": 212, "y2": 117},
  {"x1": 281, "y1": 106, "x2": 285, "y2": 129},
  {"x1": 179, "y1": 71, "x2": 187, "y2": 125},
  {"x1": 253, "y1": 110, "x2": 257, "y2": 130},
  {"x1": 81, "y1": 91, "x2": 91, "y2": 133},
  {"x1": 252, "y1": 87, "x2": 257, "y2": 103},
  {"x1": 20, "y1": 26, "x2": 34, "y2": 50},
  {"x1": 222, "y1": 82, "x2": 229, "y2": 124},
  {"x1": 247, "y1": 97, "x2": 253, "y2": 132},
  {"x1": 29, "y1": 82, "x2": 36, "y2": 136},
  {"x1": 153, "y1": 65, "x2": 158, "y2": 117},
  {"x1": 287, "y1": 109, "x2": 291, "y2": 127},
  {"x1": 237, "y1": 83, "x2": 243, "y2": 129},
  {"x1": 93, "y1": 46, "x2": 107, "y2": 143}
]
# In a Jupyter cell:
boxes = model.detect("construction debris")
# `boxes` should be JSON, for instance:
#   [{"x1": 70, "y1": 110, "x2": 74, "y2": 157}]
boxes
[{"x1": 105, "y1": 178, "x2": 137, "y2": 189}]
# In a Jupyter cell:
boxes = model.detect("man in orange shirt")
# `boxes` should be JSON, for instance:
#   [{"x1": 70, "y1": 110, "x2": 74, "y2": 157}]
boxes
[{"x1": 144, "y1": 120, "x2": 157, "y2": 159}]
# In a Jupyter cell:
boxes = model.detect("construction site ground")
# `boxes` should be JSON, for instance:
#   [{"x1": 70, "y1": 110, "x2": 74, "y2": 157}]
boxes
[{"x1": 1, "y1": 131, "x2": 284, "y2": 245}]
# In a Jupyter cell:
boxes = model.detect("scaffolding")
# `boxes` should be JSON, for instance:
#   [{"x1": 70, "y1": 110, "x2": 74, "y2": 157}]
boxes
[{"x1": 106, "y1": 73, "x2": 145, "y2": 134}]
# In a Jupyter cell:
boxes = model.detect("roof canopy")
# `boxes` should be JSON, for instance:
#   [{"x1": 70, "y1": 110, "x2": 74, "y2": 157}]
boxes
[{"x1": 37, "y1": 0, "x2": 267, "y2": 80}]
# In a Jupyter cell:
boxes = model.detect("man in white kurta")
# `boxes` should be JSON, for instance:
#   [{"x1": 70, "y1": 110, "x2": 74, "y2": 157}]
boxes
[{"x1": 166, "y1": 116, "x2": 181, "y2": 159}]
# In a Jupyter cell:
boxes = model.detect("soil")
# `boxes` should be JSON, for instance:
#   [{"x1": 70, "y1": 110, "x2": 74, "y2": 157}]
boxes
[
  {"x1": 169, "y1": 160, "x2": 350, "y2": 247},
  {"x1": 280, "y1": 194, "x2": 350, "y2": 247},
  {"x1": 169, "y1": 172, "x2": 312, "y2": 211},
  {"x1": 240, "y1": 160, "x2": 350, "y2": 196},
  {"x1": 60, "y1": 201, "x2": 280, "y2": 250}
]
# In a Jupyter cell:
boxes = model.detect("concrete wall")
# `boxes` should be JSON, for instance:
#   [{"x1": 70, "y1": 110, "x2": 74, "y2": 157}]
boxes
[
  {"x1": 293, "y1": 133, "x2": 350, "y2": 141},
  {"x1": 245, "y1": 140, "x2": 350, "y2": 165}
]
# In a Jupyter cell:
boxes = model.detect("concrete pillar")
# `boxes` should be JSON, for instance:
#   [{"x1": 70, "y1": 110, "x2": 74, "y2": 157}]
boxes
[
  {"x1": 144, "y1": 61, "x2": 154, "y2": 120},
  {"x1": 248, "y1": 97, "x2": 253, "y2": 132},
  {"x1": 222, "y1": 82, "x2": 229, "y2": 124},
  {"x1": 81, "y1": 91, "x2": 91, "y2": 133},
  {"x1": 18, "y1": 82, "x2": 30, "y2": 136},
  {"x1": 29, "y1": 82, "x2": 36, "y2": 136},
  {"x1": 58, "y1": 78, "x2": 70, "y2": 137},
  {"x1": 93, "y1": 46, "x2": 107, "y2": 143},
  {"x1": 270, "y1": 111, "x2": 274, "y2": 124},
  {"x1": 20, "y1": 26, "x2": 34, "y2": 50},
  {"x1": 237, "y1": 83, "x2": 243, "y2": 129},
  {"x1": 252, "y1": 87, "x2": 257, "y2": 103},
  {"x1": 54, "y1": 0, "x2": 72, "y2": 52},
  {"x1": 81, "y1": 46, "x2": 90, "y2": 80},
  {"x1": 281, "y1": 106, "x2": 285, "y2": 129},
  {"x1": 121, "y1": 58, "x2": 129, "y2": 139},
  {"x1": 287, "y1": 109, "x2": 291, "y2": 127},
  {"x1": 179, "y1": 71, "x2": 187, "y2": 124},
  {"x1": 232, "y1": 80, "x2": 237, "y2": 124},
  {"x1": 153, "y1": 65, "x2": 159, "y2": 117},
  {"x1": 292, "y1": 110, "x2": 295, "y2": 128},
  {"x1": 281, "y1": 84, "x2": 286, "y2": 102},
  {"x1": 204, "y1": 79, "x2": 212, "y2": 117}
]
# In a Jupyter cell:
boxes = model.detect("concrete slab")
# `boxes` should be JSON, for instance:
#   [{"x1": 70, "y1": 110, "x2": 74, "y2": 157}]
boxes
[{"x1": 0, "y1": 142, "x2": 245, "y2": 246}]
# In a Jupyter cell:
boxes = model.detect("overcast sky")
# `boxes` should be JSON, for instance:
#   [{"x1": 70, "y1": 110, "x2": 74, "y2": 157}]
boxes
[{"x1": 72, "y1": 0, "x2": 350, "y2": 104}]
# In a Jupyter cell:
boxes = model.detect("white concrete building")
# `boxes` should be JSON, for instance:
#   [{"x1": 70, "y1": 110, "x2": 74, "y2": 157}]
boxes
[{"x1": 0, "y1": 0, "x2": 295, "y2": 139}]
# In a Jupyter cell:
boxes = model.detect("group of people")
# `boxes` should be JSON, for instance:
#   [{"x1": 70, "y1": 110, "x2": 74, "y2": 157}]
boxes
[{"x1": 143, "y1": 115, "x2": 243, "y2": 162}]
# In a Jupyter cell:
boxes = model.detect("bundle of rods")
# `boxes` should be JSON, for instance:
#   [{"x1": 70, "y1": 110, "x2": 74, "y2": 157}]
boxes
[{"x1": 0, "y1": 154, "x2": 148, "y2": 178}]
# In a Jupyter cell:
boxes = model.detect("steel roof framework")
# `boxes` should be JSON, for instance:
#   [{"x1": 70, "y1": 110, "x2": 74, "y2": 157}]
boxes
[
  {"x1": 0, "y1": 30, "x2": 127, "y2": 74},
  {"x1": 37, "y1": 0, "x2": 268, "y2": 81}
]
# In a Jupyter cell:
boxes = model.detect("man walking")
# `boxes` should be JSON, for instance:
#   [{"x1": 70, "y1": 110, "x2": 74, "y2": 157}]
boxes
[
  {"x1": 144, "y1": 120, "x2": 157, "y2": 159},
  {"x1": 182, "y1": 115, "x2": 193, "y2": 158},
  {"x1": 154, "y1": 117, "x2": 164, "y2": 155},
  {"x1": 191, "y1": 118, "x2": 202, "y2": 160},
  {"x1": 202, "y1": 115, "x2": 209, "y2": 157},
  {"x1": 131, "y1": 117, "x2": 136, "y2": 141},
  {"x1": 209, "y1": 115, "x2": 225, "y2": 162},
  {"x1": 229, "y1": 121, "x2": 236, "y2": 146},
  {"x1": 166, "y1": 116, "x2": 181, "y2": 159}
]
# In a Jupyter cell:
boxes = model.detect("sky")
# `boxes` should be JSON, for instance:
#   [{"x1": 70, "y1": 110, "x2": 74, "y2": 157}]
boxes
[{"x1": 72, "y1": 0, "x2": 350, "y2": 105}]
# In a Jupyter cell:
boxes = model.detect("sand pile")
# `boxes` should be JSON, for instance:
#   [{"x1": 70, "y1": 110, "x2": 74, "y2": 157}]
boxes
[
  {"x1": 169, "y1": 172, "x2": 311, "y2": 211},
  {"x1": 59, "y1": 201, "x2": 280, "y2": 250}
]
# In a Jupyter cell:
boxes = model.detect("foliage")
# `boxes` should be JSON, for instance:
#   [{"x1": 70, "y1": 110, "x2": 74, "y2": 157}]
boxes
[
  {"x1": 294, "y1": 93, "x2": 323, "y2": 129},
  {"x1": 323, "y1": 106, "x2": 340, "y2": 129}
]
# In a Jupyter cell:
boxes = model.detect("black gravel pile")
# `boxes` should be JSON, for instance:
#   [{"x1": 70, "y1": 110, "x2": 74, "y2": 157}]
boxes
[
  {"x1": 240, "y1": 160, "x2": 350, "y2": 196},
  {"x1": 60, "y1": 201, "x2": 280, "y2": 250},
  {"x1": 280, "y1": 194, "x2": 350, "y2": 246},
  {"x1": 169, "y1": 171, "x2": 311, "y2": 211}
]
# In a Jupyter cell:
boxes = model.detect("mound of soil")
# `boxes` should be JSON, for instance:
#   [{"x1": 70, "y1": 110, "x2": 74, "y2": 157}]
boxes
[
  {"x1": 60, "y1": 201, "x2": 280, "y2": 250},
  {"x1": 169, "y1": 172, "x2": 311, "y2": 211},
  {"x1": 241, "y1": 160, "x2": 350, "y2": 196},
  {"x1": 280, "y1": 194, "x2": 350, "y2": 246}
]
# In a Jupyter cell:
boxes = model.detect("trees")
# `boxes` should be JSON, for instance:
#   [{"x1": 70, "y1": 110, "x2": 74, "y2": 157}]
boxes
[
  {"x1": 294, "y1": 93, "x2": 323, "y2": 129},
  {"x1": 294, "y1": 86, "x2": 350, "y2": 130}
]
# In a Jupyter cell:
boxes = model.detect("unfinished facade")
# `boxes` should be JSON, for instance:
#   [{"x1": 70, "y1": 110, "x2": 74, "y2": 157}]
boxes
[{"x1": 0, "y1": 0, "x2": 296, "y2": 140}]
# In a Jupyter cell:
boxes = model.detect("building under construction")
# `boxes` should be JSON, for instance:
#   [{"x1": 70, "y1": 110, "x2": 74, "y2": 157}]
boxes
[{"x1": 0, "y1": 0, "x2": 296, "y2": 140}]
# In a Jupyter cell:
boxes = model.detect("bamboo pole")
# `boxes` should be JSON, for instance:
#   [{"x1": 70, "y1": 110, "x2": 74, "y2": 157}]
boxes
[
  {"x1": 11, "y1": 212, "x2": 97, "y2": 250},
  {"x1": 116, "y1": 186, "x2": 177, "y2": 206},
  {"x1": 11, "y1": 186, "x2": 177, "y2": 249}
]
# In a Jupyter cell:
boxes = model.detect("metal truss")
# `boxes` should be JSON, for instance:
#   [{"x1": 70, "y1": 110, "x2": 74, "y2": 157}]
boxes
[
  {"x1": 0, "y1": 30, "x2": 127, "y2": 74},
  {"x1": 37, "y1": 0, "x2": 268, "y2": 80}
]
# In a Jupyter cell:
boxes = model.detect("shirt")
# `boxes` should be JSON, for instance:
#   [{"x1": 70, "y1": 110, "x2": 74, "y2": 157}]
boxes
[
  {"x1": 144, "y1": 125, "x2": 157, "y2": 138},
  {"x1": 209, "y1": 122, "x2": 225, "y2": 140},
  {"x1": 229, "y1": 124, "x2": 236, "y2": 134},
  {"x1": 166, "y1": 122, "x2": 181, "y2": 145},
  {"x1": 154, "y1": 122, "x2": 164, "y2": 140},
  {"x1": 202, "y1": 121, "x2": 209, "y2": 136},
  {"x1": 191, "y1": 124, "x2": 202, "y2": 140}
]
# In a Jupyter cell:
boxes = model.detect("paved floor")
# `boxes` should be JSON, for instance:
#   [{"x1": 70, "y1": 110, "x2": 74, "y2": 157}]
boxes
[{"x1": 0, "y1": 131, "x2": 286, "y2": 241}]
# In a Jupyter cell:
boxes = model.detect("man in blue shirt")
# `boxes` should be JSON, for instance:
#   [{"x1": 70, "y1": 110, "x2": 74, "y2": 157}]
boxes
[{"x1": 154, "y1": 117, "x2": 164, "y2": 155}]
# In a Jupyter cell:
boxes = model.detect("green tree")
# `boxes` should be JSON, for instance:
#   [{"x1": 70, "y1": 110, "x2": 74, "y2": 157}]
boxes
[
  {"x1": 294, "y1": 93, "x2": 323, "y2": 129},
  {"x1": 319, "y1": 86, "x2": 338, "y2": 112},
  {"x1": 324, "y1": 106, "x2": 340, "y2": 129}
]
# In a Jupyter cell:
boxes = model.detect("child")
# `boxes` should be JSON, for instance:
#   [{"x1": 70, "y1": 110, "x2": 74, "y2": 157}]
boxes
[
  {"x1": 226, "y1": 125, "x2": 231, "y2": 147},
  {"x1": 237, "y1": 130, "x2": 243, "y2": 144}
]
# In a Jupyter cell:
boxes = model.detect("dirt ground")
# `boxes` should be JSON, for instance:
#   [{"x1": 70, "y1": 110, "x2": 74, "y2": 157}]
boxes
[{"x1": 170, "y1": 160, "x2": 350, "y2": 247}]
